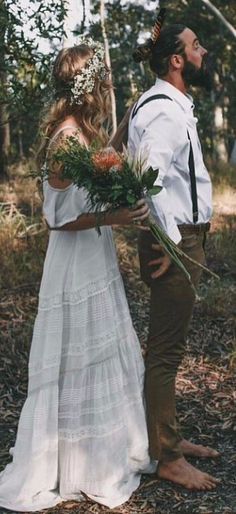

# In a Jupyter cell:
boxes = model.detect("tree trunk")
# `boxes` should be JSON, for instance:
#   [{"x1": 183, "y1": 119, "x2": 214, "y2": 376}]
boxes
[
  {"x1": 211, "y1": 72, "x2": 228, "y2": 163},
  {"x1": 213, "y1": 104, "x2": 228, "y2": 162},
  {"x1": 18, "y1": 128, "x2": 24, "y2": 160},
  {"x1": 0, "y1": 0, "x2": 10, "y2": 180},
  {"x1": 100, "y1": 0, "x2": 117, "y2": 136},
  {"x1": 0, "y1": 100, "x2": 10, "y2": 180}
]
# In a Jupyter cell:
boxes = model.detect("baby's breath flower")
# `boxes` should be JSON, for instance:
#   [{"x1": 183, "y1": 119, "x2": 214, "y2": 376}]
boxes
[{"x1": 70, "y1": 38, "x2": 107, "y2": 106}]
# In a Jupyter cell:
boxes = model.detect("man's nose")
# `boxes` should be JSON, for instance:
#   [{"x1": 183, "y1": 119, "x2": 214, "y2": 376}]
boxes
[{"x1": 201, "y1": 46, "x2": 208, "y2": 56}]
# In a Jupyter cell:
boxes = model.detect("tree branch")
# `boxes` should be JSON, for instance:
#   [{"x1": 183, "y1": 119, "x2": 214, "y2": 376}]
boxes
[
  {"x1": 100, "y1": 0, "x2": 117, "y2": 135},
  {"x1": 81, "y1": 0, "x2": 86, "y2": 33},
  {"x1": 200, "y1": 0, "x2": 236, "y2": 39}
]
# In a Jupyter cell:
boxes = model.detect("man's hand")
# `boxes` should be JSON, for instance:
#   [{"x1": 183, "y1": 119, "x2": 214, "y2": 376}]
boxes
[{"x1": 148, "y1": 244, "x2": 172, "y2": 279}]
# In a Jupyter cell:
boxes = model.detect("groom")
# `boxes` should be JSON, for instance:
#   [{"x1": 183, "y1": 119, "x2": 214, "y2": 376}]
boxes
[{"x1": 128, "y1": 21, "x2": 220, "y2": 490}]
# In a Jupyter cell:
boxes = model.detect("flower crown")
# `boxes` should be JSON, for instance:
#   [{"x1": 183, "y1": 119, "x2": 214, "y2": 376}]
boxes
[{"x1": 70, "y1": 37, "x2": 107, "y2": 105}]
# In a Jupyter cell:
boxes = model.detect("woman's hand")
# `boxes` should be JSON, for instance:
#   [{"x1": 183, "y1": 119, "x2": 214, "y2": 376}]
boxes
[{"x1": 106, "y1": 199, "x2": 150, "y2": 226}]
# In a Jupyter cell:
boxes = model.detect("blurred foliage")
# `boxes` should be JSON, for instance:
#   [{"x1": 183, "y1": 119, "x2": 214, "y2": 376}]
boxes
[
  {"x1": 0, "y1": 0, "x2": 68, "y2": 168},
  {"x1": 0, "y1": 0, "x2": 236, "y2": 172},
  {"x1": 87, "y1": 0, "x2": 236, "y2": 160},
  {"x1": 86, "y1": 1, "x2": 158, "y2": 119}
]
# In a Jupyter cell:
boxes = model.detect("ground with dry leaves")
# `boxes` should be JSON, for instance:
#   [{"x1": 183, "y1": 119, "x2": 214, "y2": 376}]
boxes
[{"x1": 0, "y1": 178, "x2": 235, "y2": 514}]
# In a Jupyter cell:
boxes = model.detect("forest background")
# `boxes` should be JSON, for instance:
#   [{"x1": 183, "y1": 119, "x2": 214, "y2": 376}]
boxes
[
  {"x1": 1, "y1": 0, "x2": 236, "y2": 172},
  {"x1": 0, "y1": 1, "x2": 235, "y2": 513}
]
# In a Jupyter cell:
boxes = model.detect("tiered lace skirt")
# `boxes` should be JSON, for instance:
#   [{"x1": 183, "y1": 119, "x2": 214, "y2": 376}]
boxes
[{"x1": 0, "y1": 201, "x2": 152, "y2": 511}]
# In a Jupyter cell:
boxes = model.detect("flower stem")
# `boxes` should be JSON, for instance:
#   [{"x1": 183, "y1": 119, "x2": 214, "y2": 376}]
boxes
[{"x1": 147, "y1": 216, "x2": 220, "y2": 292}]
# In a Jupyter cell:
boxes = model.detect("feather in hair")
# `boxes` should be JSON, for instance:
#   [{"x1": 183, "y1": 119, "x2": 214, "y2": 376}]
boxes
[{"x1": 151, "y1": 7, "x2": 166, "y2": 45}]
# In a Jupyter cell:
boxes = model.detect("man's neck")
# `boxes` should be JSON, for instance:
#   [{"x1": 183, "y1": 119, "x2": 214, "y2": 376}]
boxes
[{"x1": 161, "y1": 73, "x2": 187, "y2": 95}]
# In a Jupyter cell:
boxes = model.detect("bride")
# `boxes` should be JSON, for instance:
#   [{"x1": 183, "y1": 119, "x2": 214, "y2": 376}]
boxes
[{"x1": 0, "y1": 38, "x2": 154, "y2": 512}]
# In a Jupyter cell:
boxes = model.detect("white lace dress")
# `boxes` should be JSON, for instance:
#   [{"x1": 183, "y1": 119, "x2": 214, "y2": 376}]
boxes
[{"x1": 0, "y1": 144, "x2": 153, "y2": 511}]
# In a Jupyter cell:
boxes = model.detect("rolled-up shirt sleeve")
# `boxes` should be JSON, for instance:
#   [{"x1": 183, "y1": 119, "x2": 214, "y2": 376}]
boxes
[{"x1": 130, "y1": 105, "x2": 184, "y2": 244}]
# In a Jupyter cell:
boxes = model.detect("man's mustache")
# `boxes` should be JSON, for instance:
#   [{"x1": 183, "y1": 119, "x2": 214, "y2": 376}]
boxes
[{"x1": 201, "y1": 54, "x2": 215, "y2": 75}]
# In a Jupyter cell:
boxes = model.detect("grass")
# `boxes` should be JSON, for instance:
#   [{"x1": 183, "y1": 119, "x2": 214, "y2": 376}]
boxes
[
  {"x1": 207, "y1": 159, "x2": 236, "y2": 189},
  {"x1": 0, "y1": 172, "x2": 47, "y2": 291},
  {"x1": 202, "y1": 184, "x2": 236, "y2": 367}
]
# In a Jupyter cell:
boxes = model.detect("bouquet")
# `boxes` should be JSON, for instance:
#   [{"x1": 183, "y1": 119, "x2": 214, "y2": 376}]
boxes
[{"x1": 51, "y1": 136, "x2": 219, "y2": 291}]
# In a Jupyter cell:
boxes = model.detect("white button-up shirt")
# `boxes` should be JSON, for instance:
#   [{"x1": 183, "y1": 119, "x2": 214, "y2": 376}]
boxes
[{"x1": 128, "y1": 78, "x2": 212, "y2": 243}]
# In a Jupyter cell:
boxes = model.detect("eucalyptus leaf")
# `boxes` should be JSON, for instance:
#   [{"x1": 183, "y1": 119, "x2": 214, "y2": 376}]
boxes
[
  {"x1": 148, "y1": 186, "x2": 162, "y2": 196},
  {"x1": 127, "y1": 193, "x2": 136, "y2": 204},
  {"x1": 141, "y1": 167, "x2": 159, "y2": 189}
]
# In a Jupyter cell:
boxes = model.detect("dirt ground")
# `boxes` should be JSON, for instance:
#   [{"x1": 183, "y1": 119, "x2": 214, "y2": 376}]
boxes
[{"x1": 0, "y1": 190, "x2": 235, "y2": 514}]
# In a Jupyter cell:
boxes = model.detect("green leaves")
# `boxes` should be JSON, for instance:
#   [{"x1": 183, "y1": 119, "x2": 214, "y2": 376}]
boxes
[
  {"x1": 126, "y1": 193, "x2": 137, "y2": 206},
  {"x1": 140, "y1": 167, "x2": 161, "y2": 196},
  {"x1": 148, "y1": 186, "x2": 162, "y2": 196},
  {"x1": 141, "y1": 166, "x2": 158, "y2": 188}
]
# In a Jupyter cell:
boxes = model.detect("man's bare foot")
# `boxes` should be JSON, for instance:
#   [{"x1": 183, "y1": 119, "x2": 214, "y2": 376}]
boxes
[
  {"x1": 180, "y1": 439, "x2": 220, "y2": 458},
  {"x1": 157, "y1": 457, "x2": 220, "y2": 490}
]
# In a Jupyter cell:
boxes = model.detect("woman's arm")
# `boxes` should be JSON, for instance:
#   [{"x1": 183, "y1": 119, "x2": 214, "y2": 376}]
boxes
[{"x1": 49, "y1": 200, "x2": 150, "y2": 231}]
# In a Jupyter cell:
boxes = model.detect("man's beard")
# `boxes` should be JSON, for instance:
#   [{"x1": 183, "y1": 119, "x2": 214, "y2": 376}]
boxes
[{"x1": 182, "y1": 55, "x2": 214, "y2": 92}]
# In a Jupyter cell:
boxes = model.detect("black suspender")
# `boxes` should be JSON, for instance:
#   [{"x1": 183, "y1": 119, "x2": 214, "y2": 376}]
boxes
[
  {"x1": 131, "y1": 94, "x2": 173, "y2": 119},
  {"x1": 131, "y1": 94, "x2": 199, "y2": 224},
  {"x1": 187, "y1": 131, "x2": 198, "y2": 223}
]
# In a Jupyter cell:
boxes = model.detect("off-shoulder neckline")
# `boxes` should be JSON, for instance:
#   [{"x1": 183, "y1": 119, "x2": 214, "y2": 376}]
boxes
[{"x1": 44, "y1": 181, "x2": 74, "y2": 193}]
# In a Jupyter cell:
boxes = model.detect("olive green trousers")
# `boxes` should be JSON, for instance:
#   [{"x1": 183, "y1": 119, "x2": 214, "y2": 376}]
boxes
[{"x1": 138, "y1": 228, "x2": 206, "y2": 462}]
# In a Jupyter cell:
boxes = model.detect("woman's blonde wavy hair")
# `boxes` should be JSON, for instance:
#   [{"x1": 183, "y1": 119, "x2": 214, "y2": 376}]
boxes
[{"x1": 36, "y1": 44, "x2": 112, "y2": 170}]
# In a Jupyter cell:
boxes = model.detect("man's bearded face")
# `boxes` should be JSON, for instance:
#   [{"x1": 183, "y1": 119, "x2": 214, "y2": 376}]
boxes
[{"x1": 182, "y1": 54, "x2": 214, "y2": 92}]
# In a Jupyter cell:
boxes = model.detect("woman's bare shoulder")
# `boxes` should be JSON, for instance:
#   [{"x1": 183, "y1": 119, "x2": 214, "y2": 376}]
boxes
[{"x1": 47, "y1": 121, "x2": 87, "y2": 190}]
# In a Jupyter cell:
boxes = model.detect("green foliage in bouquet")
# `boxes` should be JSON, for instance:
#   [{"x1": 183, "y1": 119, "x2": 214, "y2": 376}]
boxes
[{"x1": 52, "y1": 135, "x2": 161, "y2": 211}]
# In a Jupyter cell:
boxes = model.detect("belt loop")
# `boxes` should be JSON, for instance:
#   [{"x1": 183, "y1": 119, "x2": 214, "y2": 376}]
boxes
[{"x1": 178, "y1": 222, "x2": 211, "y2": 235}]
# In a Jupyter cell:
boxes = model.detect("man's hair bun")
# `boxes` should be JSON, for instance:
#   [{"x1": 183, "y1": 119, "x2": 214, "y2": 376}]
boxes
[{"x1": 132, "y1": 40, "x2": 153, "y2": 63}]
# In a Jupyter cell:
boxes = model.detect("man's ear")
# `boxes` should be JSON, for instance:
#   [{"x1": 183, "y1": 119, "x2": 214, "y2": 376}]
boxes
[{"x1": 170, "y1": 54, "x2": 184, "y2": 70}]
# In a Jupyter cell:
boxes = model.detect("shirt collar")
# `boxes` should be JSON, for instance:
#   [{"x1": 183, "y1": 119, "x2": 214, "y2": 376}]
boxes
[{"x1": 154, "y1": 78, "x2": 194, "y2": 113}]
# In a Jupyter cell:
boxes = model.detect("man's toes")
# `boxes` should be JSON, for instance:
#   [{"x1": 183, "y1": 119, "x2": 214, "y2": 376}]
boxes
[
  {"x1": 194, "y1": 483, "x2": 210, "y2": 491},
  {"x1": 205, "y1": 474, "x2": 219, "y2": 485},
  {"x1": 207, "y1": 480, "x2": 217, "y2": 487},
  {"x1": 202, "y1": 483, "x2": 213, "y2": 491},
  {"x1": 209, "y1": 448, "x2": 220, "y2": 457},
  {"x1": 205, "y1": 480, "x2": 217, "y2": 489},
  {"x1": 204, "y1": 446, "x2": 220, "y2": 457},
  {"x1": 204, "y1": 445, "x2": 215, "y2": 453},
  {"x1": 199, "y1": 479, "x2": 215, "y2": 491}
]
